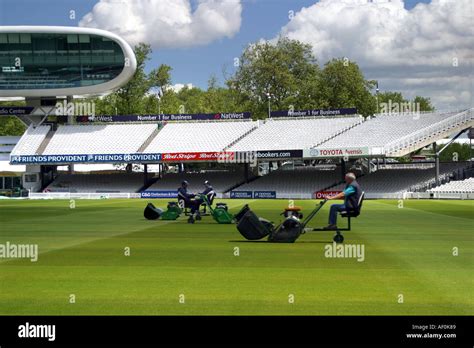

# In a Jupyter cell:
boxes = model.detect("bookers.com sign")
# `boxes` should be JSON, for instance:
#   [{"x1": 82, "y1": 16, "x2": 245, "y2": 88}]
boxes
[{"x1": 304, "y1": 147, "x2": 369, "y2": 158}]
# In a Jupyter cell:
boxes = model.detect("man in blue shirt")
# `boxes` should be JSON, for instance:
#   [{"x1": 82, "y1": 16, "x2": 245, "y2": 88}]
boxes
[{"x1": 324, "y1": 172, "x2": 361, "y2": 230}]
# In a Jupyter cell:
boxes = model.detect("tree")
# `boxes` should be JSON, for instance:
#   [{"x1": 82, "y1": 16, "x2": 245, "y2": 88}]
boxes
[
  {"x1": 112, "y1": 43, "x2": 172, "y2": 115},
  {"x1": 0, "y1": 101, "x2": 27, "y2": 135},
  {"x1": 413, "y1": 96, "x2": 435, "y2": 112},
  {"x1": 439, "y1": 143, "x2": 471, "y2": 162},
  {"x1": 320, "y1": 58, "x2": 377, "y2": 117},
  {"x1": 228, "y1": 37, "x2": 322, "y2": 119}
]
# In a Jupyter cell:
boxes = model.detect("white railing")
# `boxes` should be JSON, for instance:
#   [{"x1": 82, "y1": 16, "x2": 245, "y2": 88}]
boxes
[{"x1": 383, "y1": 109, "x2": 474, "y2": 156}]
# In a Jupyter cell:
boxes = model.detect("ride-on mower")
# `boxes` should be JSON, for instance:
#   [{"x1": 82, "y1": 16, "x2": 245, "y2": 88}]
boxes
[
  {"x1": 234, "y1": 193, "x2": 364, "y2": 243},
  {"x1": 143, "y1": 194, "x2": 234, "y2": 224},
  {"x1": 193, "y1": 194, "x2": 234, "y2": 224}
]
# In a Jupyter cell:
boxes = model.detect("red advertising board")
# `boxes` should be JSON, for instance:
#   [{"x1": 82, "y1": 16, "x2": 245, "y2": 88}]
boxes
[
  {"x1": 313, "y1": 191, "x2": 342, "y2": 199},
  {"x1": 161, "y1": 152, "x2": 234, "y2": 162}
]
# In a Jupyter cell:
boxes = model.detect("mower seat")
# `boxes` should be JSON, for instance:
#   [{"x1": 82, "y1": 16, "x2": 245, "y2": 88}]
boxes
[
  {"x1": 200, "y1": 191, "x2": 216, "y2": 214},
  {"x1": 340, "y1": 192, "x2": 365, "y2": 219}
]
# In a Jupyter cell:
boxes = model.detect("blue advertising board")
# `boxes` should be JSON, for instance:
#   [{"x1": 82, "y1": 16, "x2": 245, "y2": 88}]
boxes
[
  {"x1": 270, "y1": 108, "x2": 357, "y2": 118},
  {"x1": 76, "y1": 112, "x2": 251, "y2": 123},
  {"x1": 230, "y1": 191, "x2": 253, "y2": 199},
  {"x1": 0, "y1": 106, "x2": 35, "y2": 116},
  {"x1": 141, "y1": 191, "x2": 178, "y2": 199},
  {"x1": 10, "y1": 153, "x2": 162, "y2": 164},
  {"x1": 253, "y1": 191, "x2": 276, "y2": 199}
]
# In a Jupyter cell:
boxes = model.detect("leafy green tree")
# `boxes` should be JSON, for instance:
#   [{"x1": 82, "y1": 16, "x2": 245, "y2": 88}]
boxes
[
  {"x1": 413, "y1": 96, "x2": 435, "y2": 112},
  {"x1": 320, "y1": 58, "x2": 376, "y2": 117},
  {"x1": 0, "y1": 101, "x2": 27, "y2": 135},
  {"x1": 228, "y1": 37, "x2": 322, "y2": 119},
  {"x1": 439, "y1": 143, "x2": 471, "y2": 162}
]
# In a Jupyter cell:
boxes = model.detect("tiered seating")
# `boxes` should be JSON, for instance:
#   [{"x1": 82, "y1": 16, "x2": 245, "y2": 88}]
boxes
[
  {"x1": 10, "y1": 125, "x2": 51, "y2": 156},
  {"x1": 43, "y1": 124, "x2": 158, "y2": 155},
  {"x1": 229, "y1": 117, "x2": 361, "y2": 151},
  {"x1": 144, "y1": 121, "x2": 256, "y2": 153},
  {"x1": 428, "y1": 178, "x2": 474, "y2": 193},
  {"x1": 319, "y1": 111, "x2": 463, "y2": 154},
  {"x1": 45, "y1": 172, "x2": 144, "y2": 193},
  {"x1": 146, "y1": 170, "x2": 246, "y2": 194},
  {"x1": 331, "y1": 163, "x2": 468, "y2": 193},
  {"x1": 235, "y1": 167, "x2": 339, "y2": 195}
]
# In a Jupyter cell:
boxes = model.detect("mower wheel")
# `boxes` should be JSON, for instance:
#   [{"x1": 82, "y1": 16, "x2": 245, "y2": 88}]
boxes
[
  {"x1": 188, "y1": 216, "x2": 195, "y2": 224},
  {"x1": 196, "y1": 214, "x2": 202, "y2": 221},
  {"x1": 333, "y1": 232, "x2": 344, "y2": 243}
]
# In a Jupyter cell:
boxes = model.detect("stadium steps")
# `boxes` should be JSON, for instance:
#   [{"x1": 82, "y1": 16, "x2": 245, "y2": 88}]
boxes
[
  {"x1": 224, "y1": 174, "x2": 259, "y2": 193},
  {"x1": 312, "y1": 117, "x2": 364, "y2": 148},
  {"x1": 137, "y1": 126, "x2": 161, "y2": 153},
  {"x1": 138, "y1": 175, "x2": 160, "y2": 192},
  {"x1": 36, "y1": 129, "x2": 56, "y2": 155},
  {"x1": 222, "y1": 122, "x2": 259, "y2": 151}
]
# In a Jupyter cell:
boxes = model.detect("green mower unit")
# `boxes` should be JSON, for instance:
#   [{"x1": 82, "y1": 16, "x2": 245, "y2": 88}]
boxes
[
  {"x1": 144, "y1": 202, "x2": 183, "y2": 221},
  {"x1": 199, "y1": 194, "x2": 234, "y2": 224}
]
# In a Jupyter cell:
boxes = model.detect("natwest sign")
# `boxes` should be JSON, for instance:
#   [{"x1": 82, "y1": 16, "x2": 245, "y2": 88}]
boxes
[
  {"x1": 304, "y1": 147, "x2": 369, "y2": 158},
  {"x1": 161, "y1": 152, "x2": 234, "y2": 162},
  {"x1": 313, "y1": 191, "x2": 342, "y2": 199}
]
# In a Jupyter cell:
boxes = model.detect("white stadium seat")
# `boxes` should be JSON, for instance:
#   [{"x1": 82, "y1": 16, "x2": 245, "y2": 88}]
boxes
[
  {"x1": 228, "y1": 117, "x2": 362, "y2": 151},
  {"x1": 43, "y1": 124, "x2": 158, "y2": 155},
  {"x1": 428, "y1": 177, "x2": 474, "y2": 193},
  {"x1": 10, "y1": 125, "x2": 51, "y2": 156},
  {"x1": 318, "y1": 111, "x2": 469, "y2": 154},
  {"x1": 143, "y1": 121, "x2": 257, "y2": 153}
]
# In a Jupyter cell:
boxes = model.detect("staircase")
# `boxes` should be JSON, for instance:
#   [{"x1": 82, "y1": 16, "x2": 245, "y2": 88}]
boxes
[
  {"x1": 36, "y1": 129, "x2": 55, "y2": 155},
  {"x1": 222, "y1": 122, "x2": 260, "y2": 151},
  {"x1": 312, "y1": 118, "x2": 364, "y2": 148},
  {"x1": 137, "y1": 126, "x2": 161, "y2": 153}
]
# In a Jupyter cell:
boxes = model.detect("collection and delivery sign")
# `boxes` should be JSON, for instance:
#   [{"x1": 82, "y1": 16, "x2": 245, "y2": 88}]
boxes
[
  {"x1": 141, "y1": 191, "x2": 177, "y2": 198},
  {"x1": 304, "y1": 147, "x2": 369, "y2": 158},
  {"x1": 10, "y1": 153, "x2": 162, "y2": 164},
  {"x1": 271, "y1": 108, "x2": 357, "y2": 118}
]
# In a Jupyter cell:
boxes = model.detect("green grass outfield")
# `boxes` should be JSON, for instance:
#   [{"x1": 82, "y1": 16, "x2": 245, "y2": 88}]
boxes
[{"x1": 0, "y1": 198, "x2": 472, "y2": 315}]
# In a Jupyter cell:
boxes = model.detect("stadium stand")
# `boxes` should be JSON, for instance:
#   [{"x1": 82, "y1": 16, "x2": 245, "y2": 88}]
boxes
[
  {"x1": 146, "y1": 170, "x2": 248, "y2": 194},
  {"x1": 143, "y1": 121, "x2": 257, "y2": 153},
  {"x1": 42, "y1": 124, "x2": 158, "y2": 155},
  {"x1": 329, "y1": 162, "x2": 470, "y2": 194},
  {"x1": 318, "y1": 110, "x2": 472, "y2": 155},
  {"x1": 45, "y1": 172, "x2": 144, "y2": 193},
  {"x1": 234, "y1": 166, "x2": 339, "y2": 196},
  {"x1": 428, "y1": 177, "x2": 474, "y2": 194},
  {"x1": 10, "y1": 125, "x2": 51, "y2": 156},
  {"x1": 228, "y1": 116, "x2": 362, "y2": 151}
]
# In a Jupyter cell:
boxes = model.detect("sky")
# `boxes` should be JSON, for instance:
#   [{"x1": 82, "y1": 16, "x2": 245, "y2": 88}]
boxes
[{"x1": 0, "y1": 0, "x2": 472, "y2": 110}]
